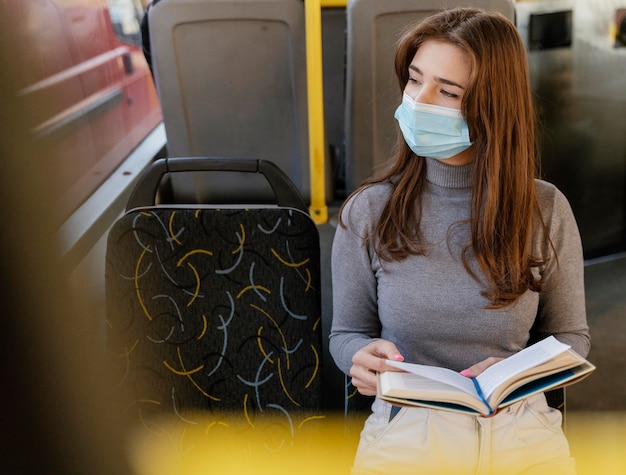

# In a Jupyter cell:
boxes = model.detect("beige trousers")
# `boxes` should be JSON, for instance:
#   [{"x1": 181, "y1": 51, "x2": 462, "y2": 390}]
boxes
[{"x1": 352, "y1": 394, "x2": 576, "y2": 475}]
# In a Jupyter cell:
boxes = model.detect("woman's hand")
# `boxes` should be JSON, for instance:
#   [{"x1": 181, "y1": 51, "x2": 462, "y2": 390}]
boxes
[
  {"x1": 350, "y1": 339, "x2": 405, "y2": 396},
  {"x1": 460, "y1": 356, "x2": 504, "y2": 378}
]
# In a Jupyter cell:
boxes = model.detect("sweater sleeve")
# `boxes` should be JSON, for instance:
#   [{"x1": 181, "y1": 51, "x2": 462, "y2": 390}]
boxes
[
  {"x1": 328, "y1": 188, "x2": 384, "y2": 375},
  {"x1": 533, "y1": 182, "x2": 591, "y2": 357}
]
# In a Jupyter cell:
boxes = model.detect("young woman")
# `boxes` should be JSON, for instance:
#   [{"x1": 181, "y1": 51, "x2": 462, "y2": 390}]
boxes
[{"x1": 329, "y1": 8, "x2": 590, "y2": 474}]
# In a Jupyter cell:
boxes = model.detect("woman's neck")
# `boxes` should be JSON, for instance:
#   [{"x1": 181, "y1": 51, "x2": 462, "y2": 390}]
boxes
[{"x1": 424, "y1": 157, "x2": 473, "y2": 189}]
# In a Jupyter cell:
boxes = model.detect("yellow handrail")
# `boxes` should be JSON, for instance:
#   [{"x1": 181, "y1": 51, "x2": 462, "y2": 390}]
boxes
[
  {"x1": 305, "y1": 0, "x2": 347, "y2": 224},
  {"x1": 305, "y1": 0, "x2": 329, "y2": 224}
]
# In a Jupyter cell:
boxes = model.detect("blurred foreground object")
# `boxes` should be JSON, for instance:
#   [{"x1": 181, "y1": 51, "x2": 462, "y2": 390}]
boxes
[
  {"x1": 126, "y1": 411, "x2": 626, "y2": 475},
  {"x1": 0, "y1": 19, "x2": 133, "y2": 475}
]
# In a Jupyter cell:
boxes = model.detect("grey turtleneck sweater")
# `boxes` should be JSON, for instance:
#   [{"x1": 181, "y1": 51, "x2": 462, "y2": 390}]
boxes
[{"x1": 329, "y1": 158, "x2": 590, "y2": 375}]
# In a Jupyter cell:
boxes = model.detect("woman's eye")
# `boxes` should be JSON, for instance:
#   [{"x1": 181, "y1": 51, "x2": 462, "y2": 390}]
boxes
[{"x1": 441, "y1": 90, "x2": 459, "y2": 98}]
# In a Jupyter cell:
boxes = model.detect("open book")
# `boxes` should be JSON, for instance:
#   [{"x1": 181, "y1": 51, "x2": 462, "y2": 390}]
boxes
[{"x1": 377, "y1": 336, "x2": 595, "y2": 416}]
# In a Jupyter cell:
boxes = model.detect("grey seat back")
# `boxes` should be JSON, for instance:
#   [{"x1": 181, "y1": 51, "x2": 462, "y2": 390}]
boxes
[
  {"x1": 344, "y1": 0, "x2": 515, "y2": 191},
  {"x1": 149, "y1": 0, "x2": 311, "y2": 203}
]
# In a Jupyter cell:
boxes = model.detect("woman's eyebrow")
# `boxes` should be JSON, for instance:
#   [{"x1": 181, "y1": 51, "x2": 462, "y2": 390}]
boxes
[{"x1": 408, "y1": 64, "x2": 465, "y2": 90}]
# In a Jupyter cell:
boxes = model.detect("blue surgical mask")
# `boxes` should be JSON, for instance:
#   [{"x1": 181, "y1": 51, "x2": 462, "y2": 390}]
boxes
[{"x1": 394, "y1": 93, "x2": 473, "y2": 159}]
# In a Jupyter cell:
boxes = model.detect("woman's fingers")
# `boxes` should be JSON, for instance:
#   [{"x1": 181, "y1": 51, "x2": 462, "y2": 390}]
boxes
[
  {"x1": 350, "y1": 340, "x2": 406, "y2": 395},
  {"x1": 460, "y1": 356, "x2": 504, "y2": 378}
]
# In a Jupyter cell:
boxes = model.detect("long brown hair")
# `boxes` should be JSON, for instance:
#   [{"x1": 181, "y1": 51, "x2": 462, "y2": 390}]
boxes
[{"x1": 341, "y1": 8, "x2": 551, "y2": 308}]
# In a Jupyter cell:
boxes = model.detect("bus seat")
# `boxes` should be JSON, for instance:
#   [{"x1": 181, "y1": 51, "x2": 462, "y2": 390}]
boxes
[
  {"x1": 148, "y1": 0, "x2": 311, "y2": 204},
  {"x1": 343, "y1": 0, "x2": 515, "y2": 192},
  {"x1": 106, "y1": 157, "x2": 325, "y2": 449}
]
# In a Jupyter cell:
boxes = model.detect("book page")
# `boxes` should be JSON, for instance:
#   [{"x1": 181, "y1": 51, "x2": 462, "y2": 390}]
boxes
[
  {"x1": 475, "y1": 336, "x2": 571, "y2": 399},
  {"x1": 386, "y1": 360, "x2": 478, "y2": 395},
  {"x1": 498, "y1": 361, "x2": 595, "y2": 407},
  {"x1": 378, "y1": 372, "x2": 487, "y2": 414}
]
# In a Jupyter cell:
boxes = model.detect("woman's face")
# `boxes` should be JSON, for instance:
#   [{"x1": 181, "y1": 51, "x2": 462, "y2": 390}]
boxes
[
  {"x1": 404, "y1": 39, "x2": 470, "y2": 109},
  {"x1": 404, "y1": 39, "x2": 474, "y2": 165}
]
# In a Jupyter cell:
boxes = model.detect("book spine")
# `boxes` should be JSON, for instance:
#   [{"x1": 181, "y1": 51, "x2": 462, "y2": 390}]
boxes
[{"x1": 471, "y1": 378, "x2": 495, "y2": 416}]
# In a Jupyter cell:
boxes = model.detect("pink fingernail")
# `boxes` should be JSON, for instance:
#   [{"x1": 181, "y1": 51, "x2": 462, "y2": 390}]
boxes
[
  {"x1": 393, "y1": 353, "x2": 404, "y2": 361},
  {"x1": 460, "y1": 369, "x2": 471, "y2": 377}
]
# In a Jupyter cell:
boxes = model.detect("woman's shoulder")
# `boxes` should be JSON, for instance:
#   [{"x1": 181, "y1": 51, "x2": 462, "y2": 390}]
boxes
[
  {"x1": 339, "y1": 182, "x2": 392, "y2": 227},
  {"x1": 534, "y1": 178, "x2": 576, "y2": 225},
  {"x1": 343, "y1": 182, "x2": 392, "y2": 211},
  {"x1": 534, "y1": 178, "x2": 570, "y2": 210}
]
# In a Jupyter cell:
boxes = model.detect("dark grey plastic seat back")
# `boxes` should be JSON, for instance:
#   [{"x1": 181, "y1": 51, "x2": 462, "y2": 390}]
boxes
[
  {"x1": 344, "y1": 0, "x2": 515, "y2": 191},
  {"x1": 149, "y1": 0, "x2": 310, "y2": 203}
]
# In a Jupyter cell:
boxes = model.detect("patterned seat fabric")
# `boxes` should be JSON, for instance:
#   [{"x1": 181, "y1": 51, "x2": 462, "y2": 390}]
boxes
[{"x1": 106, "y1": 206, "x2": 324, "y2": 440}]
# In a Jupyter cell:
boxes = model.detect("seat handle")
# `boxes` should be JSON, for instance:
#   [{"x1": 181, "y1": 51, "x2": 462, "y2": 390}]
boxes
[{"x1": 126, "y1": 157, "x2": 308, "y2": 213}]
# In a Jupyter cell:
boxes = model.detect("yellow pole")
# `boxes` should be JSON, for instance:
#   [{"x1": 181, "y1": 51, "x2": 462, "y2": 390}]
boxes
[{"x1": 305, "y1": 0, "x2": 329, "y2": 224}]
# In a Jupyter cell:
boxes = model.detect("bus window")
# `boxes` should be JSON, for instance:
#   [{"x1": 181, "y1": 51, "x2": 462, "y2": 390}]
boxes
[
  {"x1": 615, "y1": 9, "x2": 626, "y2": 48},
  {"x1": 107, "y1": 0, "x2": 144, "y2": 46},
  {"x1": 528, "y1": 10, "x2": 573, "y2": 50},
  {"x1": 10, "y1": 0, "x2": 162, "y2": 224}
]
